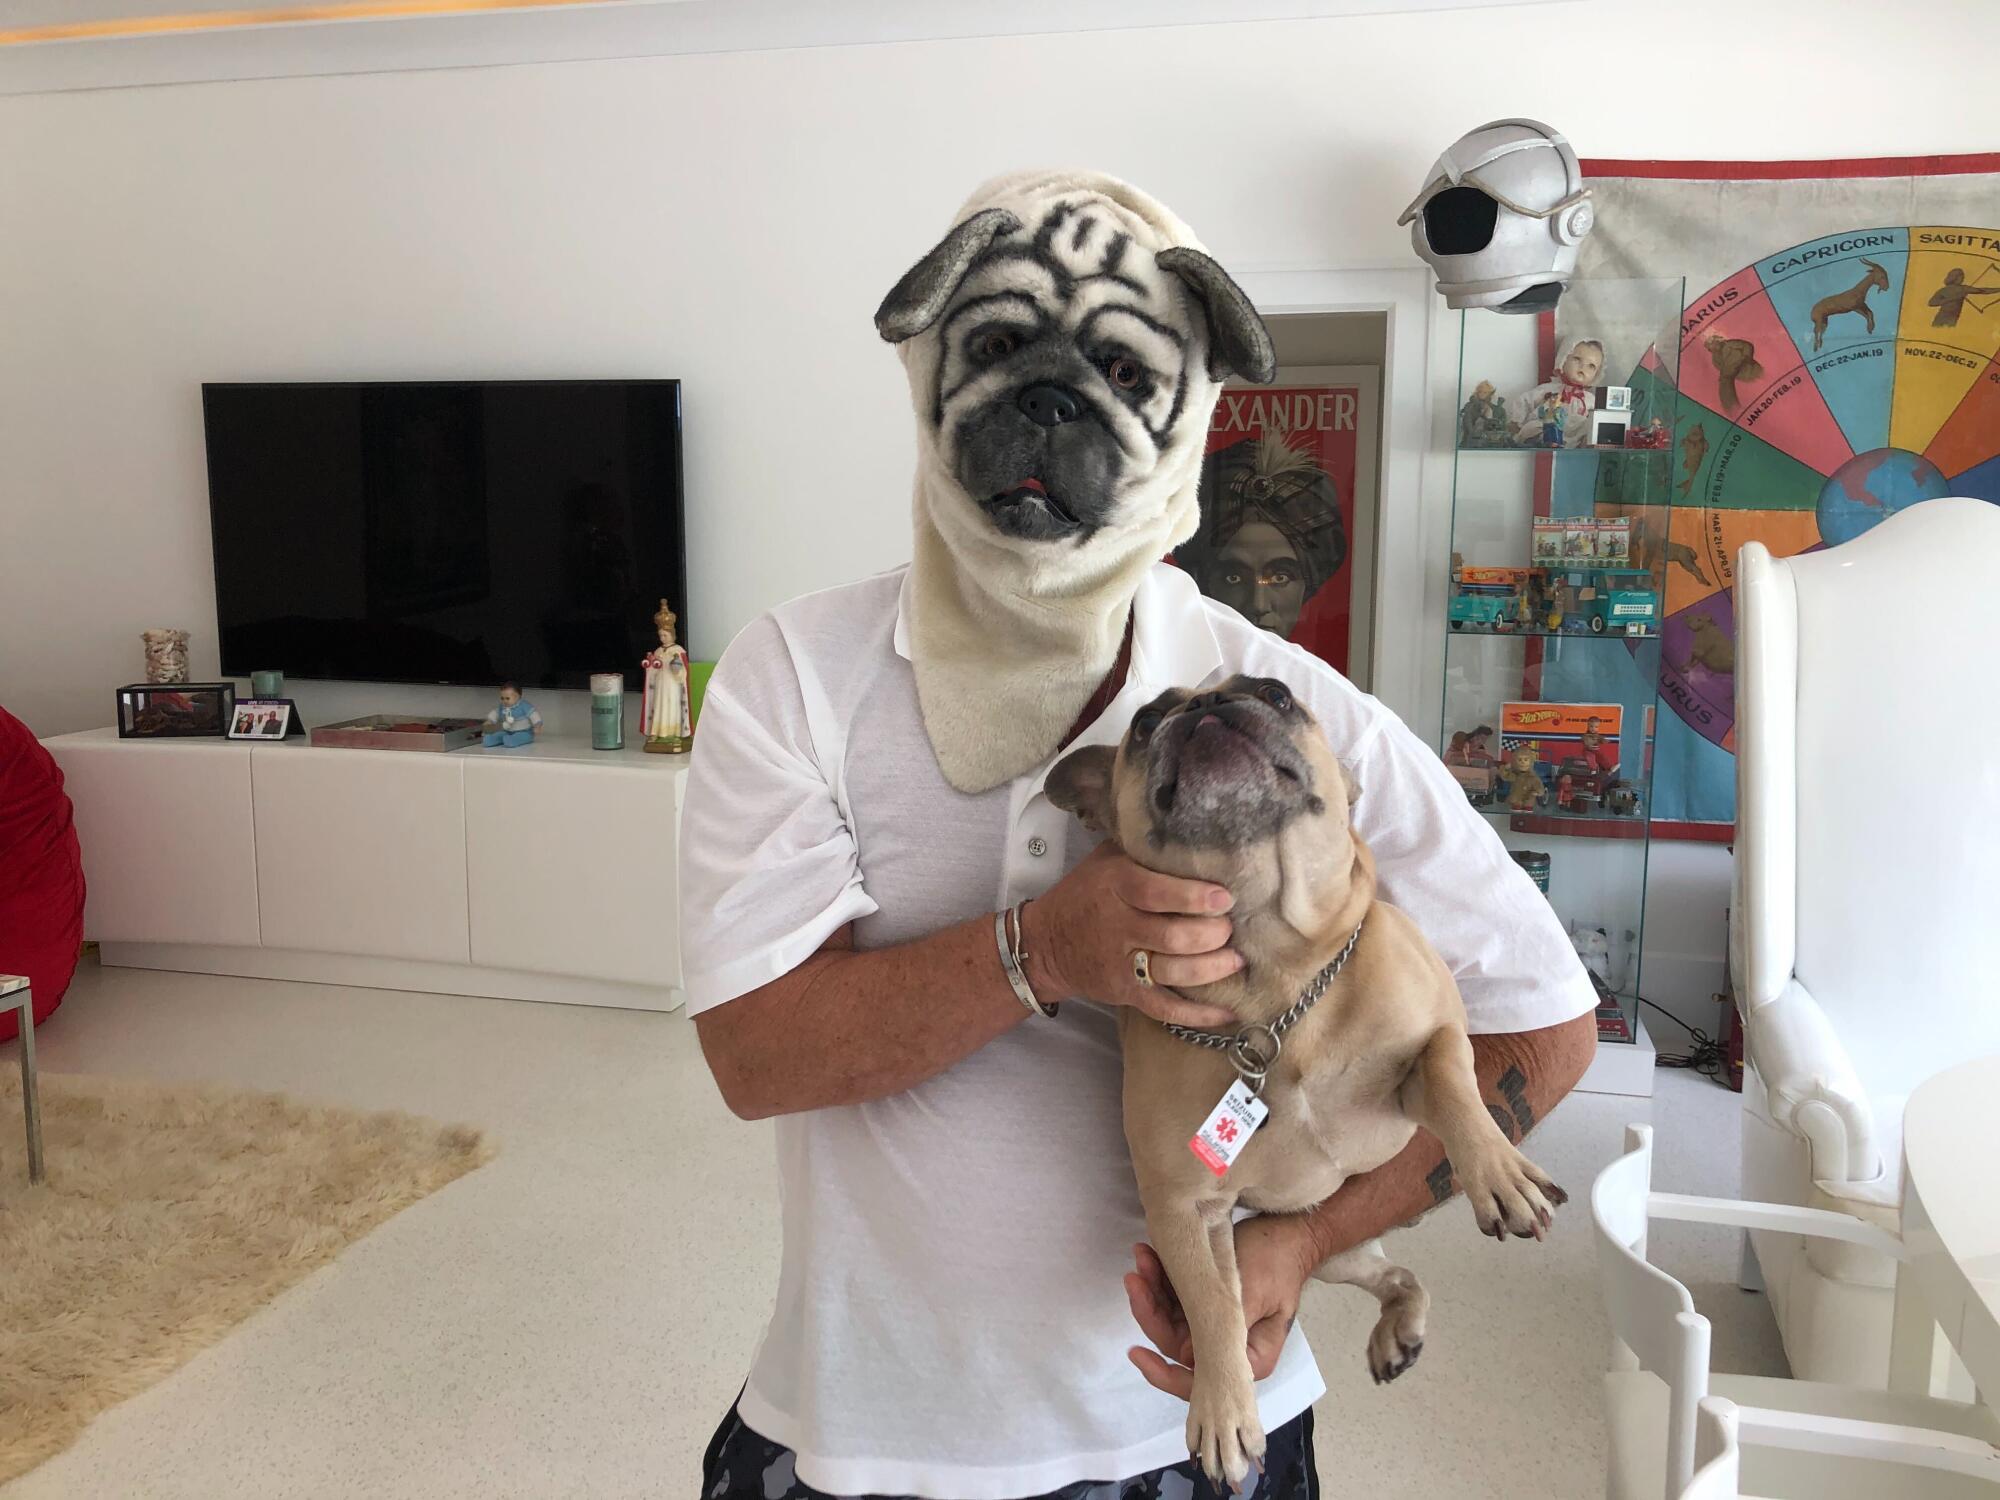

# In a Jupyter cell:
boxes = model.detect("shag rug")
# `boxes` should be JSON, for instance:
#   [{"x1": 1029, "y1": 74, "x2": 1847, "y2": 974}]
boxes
[{"x1": 0, "y1": 1072, "x2": 492, "y2": 1484}]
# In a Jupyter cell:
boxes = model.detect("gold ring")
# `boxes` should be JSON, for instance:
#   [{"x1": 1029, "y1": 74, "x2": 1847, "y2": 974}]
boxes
[{"x1": 1131, "y1": 949, "x2": 1154, "y2": 987}]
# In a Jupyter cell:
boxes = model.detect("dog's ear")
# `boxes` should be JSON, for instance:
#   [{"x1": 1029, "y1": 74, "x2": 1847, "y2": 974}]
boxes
[
  {"x1": 874, "y1": 208, "x2": 1021, "y2": 344},
  {"x1": 1046, "y1": 744, "x2": 1118, "y2": 838},
  {"x1": 1157, "y1": 247, "x2": 1276, "y2": 384}
]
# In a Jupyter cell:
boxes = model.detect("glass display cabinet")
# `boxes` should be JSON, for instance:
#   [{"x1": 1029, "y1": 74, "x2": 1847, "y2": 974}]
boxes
[{"x1": 1438, "y1": 277, "x2": 1686, "y2": 1094}]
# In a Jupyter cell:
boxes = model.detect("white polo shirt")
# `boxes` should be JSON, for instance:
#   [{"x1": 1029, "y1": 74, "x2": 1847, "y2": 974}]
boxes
[{"x1": 679, "y1": 561, "x2": 1595, "y2": 1499}]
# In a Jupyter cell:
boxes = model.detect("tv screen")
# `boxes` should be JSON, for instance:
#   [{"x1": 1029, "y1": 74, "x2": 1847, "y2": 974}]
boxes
[{"x1": 202, "y1": 380, "x2": 686, "y2": 689}]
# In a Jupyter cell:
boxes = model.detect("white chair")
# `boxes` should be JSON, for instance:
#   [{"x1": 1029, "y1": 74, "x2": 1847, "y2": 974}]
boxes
[
  {"x1": 1734, "y1": 496, "x2": 2000, "y2": 1387},
  {"x1": 1683, "y1": 1396, "x2": 2000, "y2": 1500},
  {"x1": 1592, "y1": 1124, "x2": 2000, "y2": 1500}
]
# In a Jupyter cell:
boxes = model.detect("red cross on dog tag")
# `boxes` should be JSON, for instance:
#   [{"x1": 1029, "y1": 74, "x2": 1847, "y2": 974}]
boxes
[{"x1": 1190, "y1": 1079, "x2": 1268, "y2": 1177}]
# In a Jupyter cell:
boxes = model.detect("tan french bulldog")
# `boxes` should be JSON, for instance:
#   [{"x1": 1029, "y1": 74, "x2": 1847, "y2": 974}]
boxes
[{"x1": 1047, "y1": 674, "x2": 1566, "y2": 1487}]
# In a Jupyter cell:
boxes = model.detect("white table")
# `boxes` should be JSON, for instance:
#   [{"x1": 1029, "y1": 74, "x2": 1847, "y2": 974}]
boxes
[
  {"x1": 1890, "y1": 1055, "x2": 2000, "y2": 1400},
  {"x1": 3, "y1": 975, "x2": 44, "y2": 1184}
]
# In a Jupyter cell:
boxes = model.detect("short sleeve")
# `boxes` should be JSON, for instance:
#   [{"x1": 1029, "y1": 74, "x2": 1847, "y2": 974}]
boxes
[
  {"x1": 1344, "y1": 713, "x2": 1597, "y2": 1036},
  {"x1": 677, "y1": 616, "x2": 879, "y2": 1014}
]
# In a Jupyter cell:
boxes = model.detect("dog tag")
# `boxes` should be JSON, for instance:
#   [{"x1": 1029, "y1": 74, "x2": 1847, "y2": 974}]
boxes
[{"x1": 1189, "y1": 1079, "x2": 1268, "y2": 1177}]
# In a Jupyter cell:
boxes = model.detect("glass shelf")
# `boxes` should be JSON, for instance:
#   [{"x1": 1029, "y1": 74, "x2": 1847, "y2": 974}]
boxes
[
  {"x1": 1455, "y1": 443, "x2": 1674, "y2": 456},
  {"x1": 1448, "y1": 624, "x2": 1658, "y2": 641},
  {"x1": 1438, "y1": 276, "x2": 1685, "y2": 1031}
]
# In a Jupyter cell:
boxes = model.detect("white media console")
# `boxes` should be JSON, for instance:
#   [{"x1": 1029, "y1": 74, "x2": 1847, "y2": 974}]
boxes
[{"x1": 42, "y1": 728, "x2": 689, "y2": 1011}]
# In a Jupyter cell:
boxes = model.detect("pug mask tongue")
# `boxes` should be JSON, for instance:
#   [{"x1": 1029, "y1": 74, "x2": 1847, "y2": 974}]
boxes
[{"x1": 876, "y1": 169, "x2": 1272, "y2": 795}]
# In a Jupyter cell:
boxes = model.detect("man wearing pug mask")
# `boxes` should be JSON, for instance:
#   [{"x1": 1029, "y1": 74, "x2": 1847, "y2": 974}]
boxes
[{"x1": 681, "y1": 171, "x2": 1596, "y2": 1500}]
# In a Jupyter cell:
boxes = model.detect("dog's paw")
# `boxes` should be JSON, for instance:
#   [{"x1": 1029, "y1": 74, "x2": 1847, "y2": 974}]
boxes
[
  {"x1": 1457, "y1": 1142, "x2": 1567, "y2": 1241},
  {"x1": 1365, "y1": 1272, "x2": 1429, "y2": 1385},
  {"x1": 1367, "y1": 1321, "x2": 1424, "y2": 1385},
  {"x1": 1187, "y1": 1371, "x2": 1266, "y2": 1490}
]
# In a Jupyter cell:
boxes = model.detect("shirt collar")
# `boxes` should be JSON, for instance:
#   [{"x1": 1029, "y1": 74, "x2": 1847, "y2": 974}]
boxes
[{"x1": 891, "y1": 561, "x2": 1221, "y2": 690}]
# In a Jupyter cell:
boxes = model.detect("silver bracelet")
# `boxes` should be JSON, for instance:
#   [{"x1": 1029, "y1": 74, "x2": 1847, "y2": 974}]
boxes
[{"x1": 996, "y1": 902, "x2": 1057, "y2": 1019}]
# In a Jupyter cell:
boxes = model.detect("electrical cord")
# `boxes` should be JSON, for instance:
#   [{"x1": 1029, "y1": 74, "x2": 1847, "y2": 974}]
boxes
[
  {"x1": 1588, "y1": 970, "x2": 1731, "y2": 1085},
  {"x1": 1636, "y1": 996, "x2": 1730, "y2": 1084}
]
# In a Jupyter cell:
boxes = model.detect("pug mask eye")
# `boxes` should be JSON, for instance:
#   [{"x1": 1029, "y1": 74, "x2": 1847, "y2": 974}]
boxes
[
  {"x1": 1257, "y1": 682, "x2": 1293, "y2": 711},
  {"x1": 973, "y1": 329, "x2": 1021, "y2": 362},
  {"x1": 1107, "y1": 357, "x2": 1143, "y2": 390}
]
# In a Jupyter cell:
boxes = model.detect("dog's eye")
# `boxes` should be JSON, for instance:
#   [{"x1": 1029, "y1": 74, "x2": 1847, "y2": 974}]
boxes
[
  {"x1": 974, "y1": 329, "x2": 1020, "y2": 361},
  {"x1": 1257, "y1": 682, "x2": 1293, "y2": 712},
  {"x1": 1132, "y1": 709, "x2": 1164, "y2": 739},
  {"x1": 1107, "y1": 357, "x2": 1143, "y2": 390}
]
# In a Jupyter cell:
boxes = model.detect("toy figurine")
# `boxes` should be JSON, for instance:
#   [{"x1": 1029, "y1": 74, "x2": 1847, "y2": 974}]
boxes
[
  {"x1": 641, "y1": 597, "x2": 693, "y2": 754},
  {"x1": 1510, "y1": 337, "x2": 1605, "y2": 446},
  {"x1": 1578, "y1": 714, "x2": 1619, "y2": 775},
  {"x1": 483, "y1": 682, "x2": 542, "y2": 748},
  {"x1": 1445, "y1": 724, "x2": 1497, "y2": 767},
  {"x1": 1537, "y1": 391, "x2": 1566, "y2": 448},
  {"x1": 1625, "y1": 417, "x2": 1671, "y2": 450},
  {"x1": 1458, "y1": 380, "x2": 1512, "y2": 448},
  {"x1": 1500, "y1": 746, "x2": 1546, "y2": 810}
]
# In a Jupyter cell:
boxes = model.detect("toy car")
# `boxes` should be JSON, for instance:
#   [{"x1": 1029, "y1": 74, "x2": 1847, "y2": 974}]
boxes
[
  {"x1": 1447, "y1": 763, "x2": 1499, "y2": 807},
  {"x1": 1447, "y1": 567, "x2": 1530, "y2": 631},
  {"x1": 1603, "y1": 779, "x2": 1641, "y2": 816},
  {"x1": 1555, "y1": 755, "x2": 1611, "y2": 813},
  {"x1": 1448, "y1": 591, "x2": 1516, "y2": 630},
  {"x1": 1584, "y1": 576, "x2": 1660, "y2": 635}
]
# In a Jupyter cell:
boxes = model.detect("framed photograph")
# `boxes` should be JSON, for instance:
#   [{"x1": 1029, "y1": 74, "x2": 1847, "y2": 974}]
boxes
[
  {"x1": 1175, "y1": 365, "x2": 1381, "y2": 684},
  {"x1": 115, "y1": 683, "x2": 234, "y2": 739},
  {"x1": 226, "y1": 698, "x2": 303, "y2": 740}
]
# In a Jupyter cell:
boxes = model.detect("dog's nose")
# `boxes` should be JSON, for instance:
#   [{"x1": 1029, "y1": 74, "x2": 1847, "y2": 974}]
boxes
[{"x1": 1017, "y1": 384, "x2": 1081, "y2": 428}]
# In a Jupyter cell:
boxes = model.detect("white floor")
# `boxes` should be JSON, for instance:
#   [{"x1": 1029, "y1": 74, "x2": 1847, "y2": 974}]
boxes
[{"x1": 1, "y1": 958, "x2": 1784, "y2": 1500}]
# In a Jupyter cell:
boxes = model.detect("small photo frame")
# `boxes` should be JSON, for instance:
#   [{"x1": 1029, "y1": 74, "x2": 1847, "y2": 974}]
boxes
[
  {"x1": 116, "y1": 683, "x2": 233, "y2": 739},
  {"x1": 227, "y1": 698, "x2": 303, "y2": 740}
]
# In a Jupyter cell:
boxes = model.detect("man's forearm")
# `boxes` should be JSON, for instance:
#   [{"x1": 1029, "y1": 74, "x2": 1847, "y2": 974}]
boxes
[
  {"x1": 1288, "y1": 1011, "x2": 1596, "y2": 1267},
  {"x1": 693, "y1": 918, "x2": 1031, "y2": 1120}
]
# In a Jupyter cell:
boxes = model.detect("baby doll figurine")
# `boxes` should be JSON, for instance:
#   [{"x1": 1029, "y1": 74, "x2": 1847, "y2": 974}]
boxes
[
  {"x1": 1511, "y1": 337, "x2": 1605, "y2": 446},
  {"x1": 483, "y1": 682, "x2": 543, "y2": 748}
]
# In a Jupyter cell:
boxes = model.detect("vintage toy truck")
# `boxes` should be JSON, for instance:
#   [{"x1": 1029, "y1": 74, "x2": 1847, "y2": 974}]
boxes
[
  {"x1": 1448, "y1": 566, "x2": 1532, "y2": 632},
  {"x1": 1581, "y1": 568, "x2": 1660, "y2": 635}
]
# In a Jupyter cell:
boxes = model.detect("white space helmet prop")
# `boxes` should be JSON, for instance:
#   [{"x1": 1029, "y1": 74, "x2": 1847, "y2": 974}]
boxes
[{"x1": 1400, "y1": 118, "x2": 1594, "y2": 313}]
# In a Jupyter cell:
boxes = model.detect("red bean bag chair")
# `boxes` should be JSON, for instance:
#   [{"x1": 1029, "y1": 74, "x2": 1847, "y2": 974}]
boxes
[{"x1": 0, "y1": 706, "x2": 85, "y2": 1042}]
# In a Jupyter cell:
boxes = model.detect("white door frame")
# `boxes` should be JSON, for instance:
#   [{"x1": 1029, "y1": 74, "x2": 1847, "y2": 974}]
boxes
[{"x1": 1233, "y1": 265, "x2": 1441, "y2": 738}]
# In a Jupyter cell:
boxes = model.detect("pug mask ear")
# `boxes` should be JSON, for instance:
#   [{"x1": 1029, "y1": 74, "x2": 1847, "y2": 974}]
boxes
[
  {"x1": 874, "y1": 207, "x2": 1022, "y2": 344},
  {"x1": 1046, "y1": 744, "x2": 1118, "y2": 838},
  {"x1": 1157, "y1": 247, "x2": 1277, "y2": 384}
]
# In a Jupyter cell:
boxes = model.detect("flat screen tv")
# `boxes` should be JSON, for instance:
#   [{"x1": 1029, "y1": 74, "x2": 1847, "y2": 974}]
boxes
[{"x1": 202, "y1": 380, "x2": 686, "y2": 689}]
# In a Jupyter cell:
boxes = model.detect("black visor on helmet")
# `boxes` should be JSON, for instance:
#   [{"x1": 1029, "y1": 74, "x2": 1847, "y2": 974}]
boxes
[{"x1": 1423, "y1": 186, "x2": 1499, "y2": 255}]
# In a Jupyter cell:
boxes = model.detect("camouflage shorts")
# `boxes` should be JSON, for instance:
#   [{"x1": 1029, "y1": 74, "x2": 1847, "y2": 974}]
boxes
[{"x1": 699, "y1": 1400, "x2": 1317, "y2": 1500}]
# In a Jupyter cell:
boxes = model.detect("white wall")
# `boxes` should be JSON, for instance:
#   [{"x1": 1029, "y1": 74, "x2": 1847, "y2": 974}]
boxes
[{"x1": 5, "y1": 0, "x2": 1993, "y2": 1020}]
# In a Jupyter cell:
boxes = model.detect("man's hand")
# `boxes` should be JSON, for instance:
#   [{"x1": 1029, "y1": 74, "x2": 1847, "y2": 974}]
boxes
[
  {"x1": 1122, "y1": 1216, "x2": 1317, "y2": 1398},
  {"x1": 1024, "y1": 844, "x2": 1242, "y2": 1029}
]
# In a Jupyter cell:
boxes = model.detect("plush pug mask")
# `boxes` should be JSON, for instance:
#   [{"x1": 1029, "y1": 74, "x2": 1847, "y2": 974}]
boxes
[{"x1": 875, "y1": 170, "x2": 1275, "y2": 795}]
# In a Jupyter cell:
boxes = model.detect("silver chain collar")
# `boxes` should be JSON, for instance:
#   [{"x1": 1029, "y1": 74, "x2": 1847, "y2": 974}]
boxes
[{"x1": 1161, "y1": 920, "x2": 1365, "y2": 1094}]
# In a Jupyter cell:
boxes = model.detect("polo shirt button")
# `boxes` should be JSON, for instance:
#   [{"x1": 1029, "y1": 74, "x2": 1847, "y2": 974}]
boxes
[{"x1": 1027, "y1": 836, "x2": 1049, "y2": 858}]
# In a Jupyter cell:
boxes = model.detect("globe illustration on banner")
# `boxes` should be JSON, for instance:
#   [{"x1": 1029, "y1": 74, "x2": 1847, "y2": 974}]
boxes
[{"x1": 1816, "y1": 447, "x2": 1950, "y2": 546}]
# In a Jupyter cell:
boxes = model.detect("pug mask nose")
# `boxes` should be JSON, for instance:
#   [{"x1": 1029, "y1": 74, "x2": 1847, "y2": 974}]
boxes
[{"x1": 1017, "y1": 383, "x2": 1082, "y2": 428}]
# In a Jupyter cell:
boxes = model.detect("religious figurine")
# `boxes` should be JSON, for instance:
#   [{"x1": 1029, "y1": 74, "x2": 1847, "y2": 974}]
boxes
[
  {"x1": 642, "y1": 597, "x2": 693, "y2": 754},
  {"x1": 142, "y1": 628, "x2": 191, "y2": 684},
  {"x1": 1458, "y1": 380, "x2": 1511, "y2": 448},
  {"x1": 483, "y1": 682, "x2": 542, "y2": 748}
]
